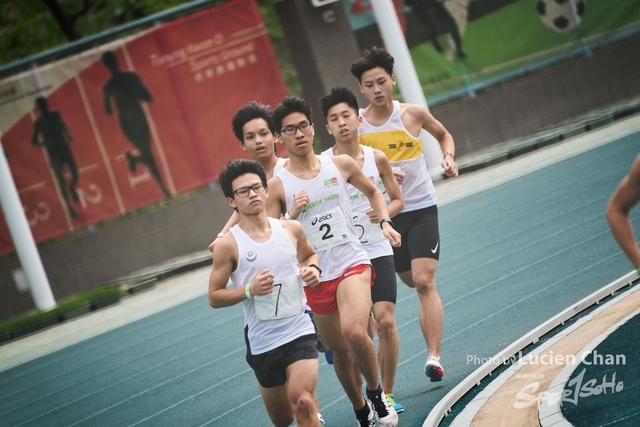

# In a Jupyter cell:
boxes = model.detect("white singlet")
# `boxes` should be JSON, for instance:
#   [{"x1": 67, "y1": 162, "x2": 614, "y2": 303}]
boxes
[
  {"x1": 273, "y1": 157, "x2": 287, "y2": 176},
  {"x1": 275, "y1": 155, "x2": 370, "y2": 281},
  {"x1": 322, "y1": 146, "x2": 392, "y2": 260},
  {"x1": 229, "y1": 218, "x2": 315, "y2": 355}
]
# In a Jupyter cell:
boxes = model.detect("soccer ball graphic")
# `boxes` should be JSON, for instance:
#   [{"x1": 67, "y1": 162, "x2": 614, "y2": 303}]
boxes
[{"x1": 536, "y1": 0, "x2": 586, "y2": 32}]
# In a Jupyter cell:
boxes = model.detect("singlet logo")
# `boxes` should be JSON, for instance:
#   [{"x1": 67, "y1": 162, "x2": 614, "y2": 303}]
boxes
[
  {"x1": 245, "y1": 251, "x2": 257, "y2": 262},
  {"x1": 323, "y1": 177, "x2": 339, "y2": 187},
  {"x1": 369, "y1": 176, "x2": 375, "y2": 183},
  {"x1": 302, "y1": 199, "x2": 323, "y2": 213},
  {"x1": 388, "y1": 140, "x2": 413, "y2": 150},
  {"x1": 311, "y1": 213, "x2": 333, "y2": 226}
]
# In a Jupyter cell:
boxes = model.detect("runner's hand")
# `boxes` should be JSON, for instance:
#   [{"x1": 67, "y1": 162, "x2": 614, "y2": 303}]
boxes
[
  {"x1": 442, "y1": 156, "x2": 459, "y2": 178},
  {"x1": 365, "y1": 208, "x2": 380, "y2": 223},
  {"x1": 250, "y1": 269, "x2": 275, "y2": 296},
  {"x1": 288, "y1": 190, "x2": 309, "y2": 219},
  {"x1": 382, "y1": 224, "x2": 401, "y2": 247},
  {"x1": 299, "y1": 266, "x2": 320, "y2": 287},
  {"x1": 393, "y1": 169, "x2": 406, "y2": 185}
]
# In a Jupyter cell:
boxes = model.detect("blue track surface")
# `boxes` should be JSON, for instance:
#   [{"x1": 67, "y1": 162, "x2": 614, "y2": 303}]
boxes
[{"x1": 0, "y1": 133, "x2": 638, "y2": 426}]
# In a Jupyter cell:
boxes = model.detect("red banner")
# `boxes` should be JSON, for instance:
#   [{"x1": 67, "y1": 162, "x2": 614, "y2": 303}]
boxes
[{"x1": 0, "y1": 0, "x2": 287, "y2": 256}]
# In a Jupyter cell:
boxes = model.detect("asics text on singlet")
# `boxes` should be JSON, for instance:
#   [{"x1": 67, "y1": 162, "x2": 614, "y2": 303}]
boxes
[{"x1": 275, "y1": 156, "x2": 370, "y2": 281}]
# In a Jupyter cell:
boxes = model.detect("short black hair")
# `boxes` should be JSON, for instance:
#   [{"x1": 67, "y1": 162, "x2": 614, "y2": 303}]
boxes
[
  {"x1": 272, "y1": 96, "x2": 313, "y2": 132},
  {"x1": 231, "y1": 101, "x2": 276, "y2": 142},
  {"x1": 350, "y1": 46, "x2": 394, "y2": 82},
  {"x1": 319, "y1": 87, "x2": 359, "y2": 121},
  {"x1": 219, "y1": 159, "x2": 267, "y2": 199}
]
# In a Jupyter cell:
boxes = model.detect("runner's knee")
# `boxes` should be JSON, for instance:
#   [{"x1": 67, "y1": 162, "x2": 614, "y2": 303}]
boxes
[
  {"x1": 375, "y1": 312, "x2": 397, "y2": 338},
  {"x1": 293, "y1": 391, "x2": 315, "y2": 416},
  {"x1": 414, "y1": 277, "x2": 436, "y2": 296},
  {"x1": 341, "y1": 323, "x2": 370, "y2": 345}
]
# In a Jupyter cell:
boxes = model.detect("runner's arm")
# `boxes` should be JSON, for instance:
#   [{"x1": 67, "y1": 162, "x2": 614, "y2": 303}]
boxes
[
  {"x1": 265, "y1": 176, "x2": 287, "y2": 218},
  {"x1": 208, "y1": 211, "x2": 240, "y2": 252},
  {"x1": 607, "y1": 154, "x2": 640, "y2": 269},
  {"x1": 409, "y1": 104, "x2": 458, "y2": 178},
  {"x1": 373, "y1": 148, "x2": 404, "y2": 218},
  {"x1": 283, "y1": 220, "x2": 320, "y2": 287},
  {"x1": 335, "y1": 155, "x2": 401, "y2": 246},
  {"x1": 208, "y1": 235, "x2": 243, "y2": 308}
]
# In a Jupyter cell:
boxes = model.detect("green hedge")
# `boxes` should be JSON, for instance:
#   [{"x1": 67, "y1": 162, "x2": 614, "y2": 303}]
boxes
[{"x1": 0, "y1": 285, "x2": 124, "y2": 333}]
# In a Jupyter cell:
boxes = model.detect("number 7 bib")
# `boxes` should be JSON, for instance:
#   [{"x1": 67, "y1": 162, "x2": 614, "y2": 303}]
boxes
[
  {"x1": 254, "y1": 274, "x2": 303, "y2": 320},
  {"x1": 299, "y1": 206, "x2": 350, "y2": 252}
]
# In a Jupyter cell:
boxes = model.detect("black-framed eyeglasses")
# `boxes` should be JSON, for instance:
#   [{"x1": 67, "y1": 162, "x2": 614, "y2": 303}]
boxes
[
  {"x1": 233, "y1": 182, "x2": 266, "y2": 198},
  {"x1": 280, "y1": 121, "x2": 312, "y2": 135}
]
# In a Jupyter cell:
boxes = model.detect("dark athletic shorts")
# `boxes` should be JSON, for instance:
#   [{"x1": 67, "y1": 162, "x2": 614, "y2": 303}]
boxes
[
  {"x1": 392, "y1": 205, "x2": 440, "y2": 273},
  {"x1": 370, "y1": 255, "x2": 397, "y2": 305},
  {"x1": 246, "y1": 332, "x2": 318, "y2": 388}
]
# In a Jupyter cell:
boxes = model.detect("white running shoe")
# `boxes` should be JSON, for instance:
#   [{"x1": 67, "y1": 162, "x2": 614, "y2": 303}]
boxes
[
  {"x1": 425, "y1": 356, "x2": 445, "y2": 382},
  {"x1": 368, "y1": 393, "x2": 398, "y2": 427}
]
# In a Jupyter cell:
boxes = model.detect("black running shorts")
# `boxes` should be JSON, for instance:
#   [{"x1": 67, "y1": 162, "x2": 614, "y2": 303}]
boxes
[
  {"x1": 246, "y1": 333, "x2": 318, "y2": 388},
  {"x1": 370, "y1": 255, "x2": 397, "y2": 305},
  {"x1": 392, "y1": 205, "x2": 440, "y2": 273}
]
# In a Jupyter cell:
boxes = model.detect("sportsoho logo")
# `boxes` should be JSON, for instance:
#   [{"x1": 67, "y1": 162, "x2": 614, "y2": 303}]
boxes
[{"x1": 514, "y1": 368, "x2": 624, "y2": 408}]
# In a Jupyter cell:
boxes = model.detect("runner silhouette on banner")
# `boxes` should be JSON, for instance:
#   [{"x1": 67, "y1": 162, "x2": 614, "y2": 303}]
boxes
[
  {"x1": 101, "y1": 51, "x2": 171, "y2": 198},
  {"x1": 31, "y1": 96, "x2": 80, "y2": 218}
]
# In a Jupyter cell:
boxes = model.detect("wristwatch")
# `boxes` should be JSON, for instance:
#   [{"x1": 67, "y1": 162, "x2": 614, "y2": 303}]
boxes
[
  {"x1": 379, "y1": 218, "x2": 394, "y2": 229},
  {"x1": 308, "y1": 264, "x2": 322, "y2": 276}
]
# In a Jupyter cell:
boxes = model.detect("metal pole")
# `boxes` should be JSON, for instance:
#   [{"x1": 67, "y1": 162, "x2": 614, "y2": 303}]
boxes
[
  {"x1": 0, "y1": 138, "x2": 56, "y2": 310},
  {"x1": 369, "y1": 0, "x2": 445, "y2": 179}
]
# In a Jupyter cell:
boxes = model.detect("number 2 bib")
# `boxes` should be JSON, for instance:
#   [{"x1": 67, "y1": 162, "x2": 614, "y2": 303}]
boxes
[
  {"x1": 352, "y1": 211, "x2": 385, "y2": 245},
  {"x1": 299, "y1": 206, "x2": 350, "y2": 252},
  {"x1": 254, "y1": 274, "x2": 303, "y2": 321}
]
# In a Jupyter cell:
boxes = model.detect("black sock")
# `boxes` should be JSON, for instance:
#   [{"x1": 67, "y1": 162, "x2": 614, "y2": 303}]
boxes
[
  {"x1": 354, "y1": 400, "x2": 370, "y2": 418},
  {"x1": 366, "y1": 385, "x2": 383, "y2": 401}
]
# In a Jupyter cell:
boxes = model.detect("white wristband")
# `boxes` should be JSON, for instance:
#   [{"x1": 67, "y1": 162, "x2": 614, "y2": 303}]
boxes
[{"x1": 245, "y1": 283, "x2": 252, "y2": 299}]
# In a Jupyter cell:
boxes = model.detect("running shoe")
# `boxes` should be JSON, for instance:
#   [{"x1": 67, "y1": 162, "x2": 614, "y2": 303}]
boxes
[
  {"x1": 425, "y1": 356, "x2": 444, "y2": 382},
  {"x1": 325, "y1": 350, "x2": 334, "y2": 365},
  {"x1": 317, "y1": 412, "x2": 326, "y2": 426},
  {"x1": 355, "y1": 402, "x2": 375, "y2": 427},
  {"x1": 367, "y1": 387, "x2": 398, "y2": 427},
  {"x1": 316, "y1": 329, "x2": 329, "y2": 352},
  {"x1": 385, "y1": 393, "x2": 404, "y2": 413}
]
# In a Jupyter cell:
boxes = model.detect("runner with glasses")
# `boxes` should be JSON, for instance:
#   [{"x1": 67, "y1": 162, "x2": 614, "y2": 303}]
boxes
[
  {"x1": 209, "y1": 159, "x2": 324, "y2": 427},
  {"x1": 265, "y1": 96, "x2": 400, "y2": 427}
]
